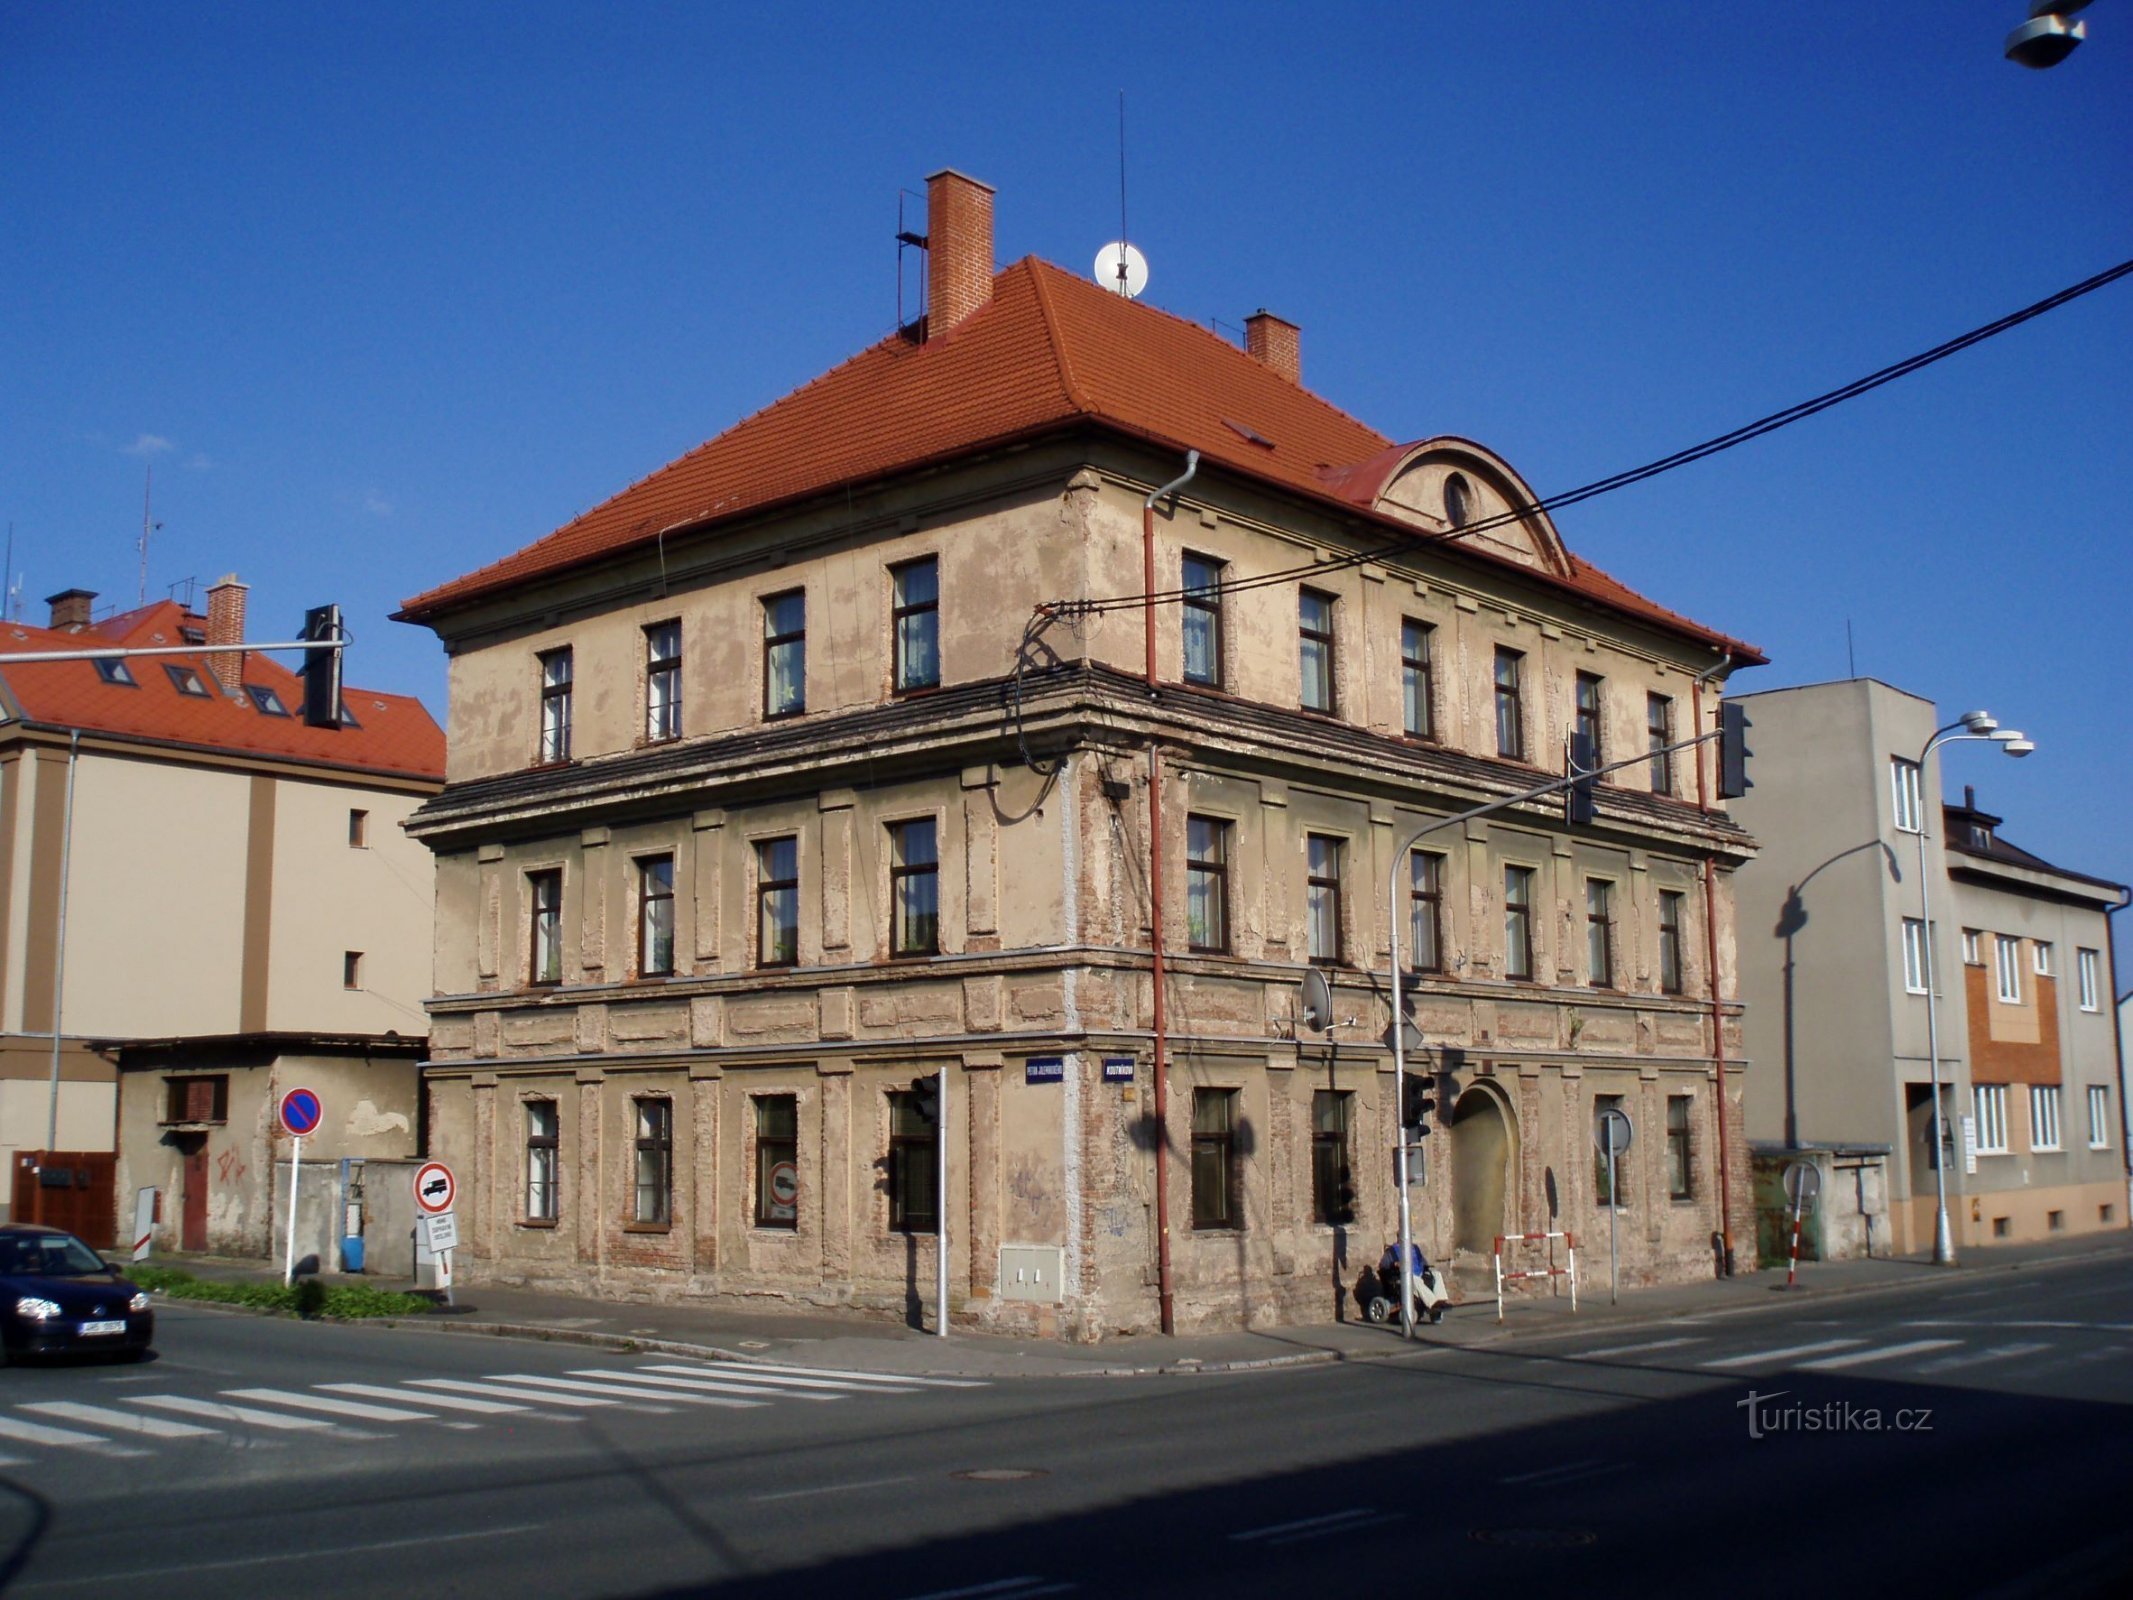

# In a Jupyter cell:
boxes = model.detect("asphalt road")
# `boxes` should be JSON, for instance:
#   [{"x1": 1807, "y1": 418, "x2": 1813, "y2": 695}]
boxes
[{"x1": 3, "y1": 1254, "x2": 2129, "y2": 1599}]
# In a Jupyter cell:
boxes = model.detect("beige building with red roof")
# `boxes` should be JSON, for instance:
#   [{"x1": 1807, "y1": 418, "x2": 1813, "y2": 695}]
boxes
[
  {"x1": 0, "y1": 578, "x2": 444, "y2": 1262},
  {"x1": 400, "y1": 170, "x2": 1763, "y2": 1336}
]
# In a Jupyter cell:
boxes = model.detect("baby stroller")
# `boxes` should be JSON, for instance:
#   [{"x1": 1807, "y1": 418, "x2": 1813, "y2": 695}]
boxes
[{"x1": 1365, "y1": 1240, "x2": 1448, "y2": 1326}]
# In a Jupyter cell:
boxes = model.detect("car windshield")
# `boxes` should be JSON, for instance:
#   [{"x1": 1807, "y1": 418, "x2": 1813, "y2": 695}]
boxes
[{"x1": 0, "y1": 1233, "x2": 109, "y2": 1276}]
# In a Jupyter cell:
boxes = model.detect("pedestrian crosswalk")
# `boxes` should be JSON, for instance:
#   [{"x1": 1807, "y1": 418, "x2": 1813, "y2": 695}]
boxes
[
  {"x1": 0, "y1": 1359, "x2": 982, "y2": 1464},
  {"x1": 1547, "y1": 1326, "x2": 2130, "y2": 1380}
]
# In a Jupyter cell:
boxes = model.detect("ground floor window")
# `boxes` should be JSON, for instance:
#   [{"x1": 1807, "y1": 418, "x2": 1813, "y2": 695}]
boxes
[
  {"x1": 886, "y1": 1088, "x2": 938, "y2": 1233},
  {"x1": 633, "y1": 1097, "x2": 673, "y2": 1224},
  {"x1": 1594, "y1": 1093, "x2": 1628, "y2": 1207},
  {"x1": 1311, "y1": 1090, "x2": 1354, "y2": 1225},
  {"x1": 525, "y1": 1099, "x2": 559, "y2": 1221},
  {"x1": 1665, "y1": 1094, "x2": 1693, "y2": 1200},
  {"x1": 754, "y1": 1095, "x2": 798, "y2": 1227},
  {"x1": 2090, "y1": 1085, "x2": 2112, "y2": 1149},
  {"x1": 1192, "y1": 1088, "x2": 1240, "y2": 1229},
  {"x1": 1974, "y1": 1084, "x2": 2009, "y2": 1155},
  {"x1": 2029, "y1": 1085, "x2": 2062, "y2": 1152}
]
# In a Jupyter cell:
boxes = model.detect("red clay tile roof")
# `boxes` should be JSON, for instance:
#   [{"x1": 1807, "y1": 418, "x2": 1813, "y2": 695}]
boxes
[
  {"x1": 399, "y1": 257, "x2": 1759, "y2": 659},
  {"x1": 0, "y1": 600, "x2": 444, "y2": 781}
]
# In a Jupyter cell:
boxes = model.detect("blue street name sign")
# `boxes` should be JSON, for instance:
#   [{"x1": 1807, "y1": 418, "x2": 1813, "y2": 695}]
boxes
[
  {"x1": 1025, "y1": 1056, "x2": 1065, "y2": 1084},
  {"x1": 1101, "y1": 1055, "x2": 1136, "y2": 1084}
]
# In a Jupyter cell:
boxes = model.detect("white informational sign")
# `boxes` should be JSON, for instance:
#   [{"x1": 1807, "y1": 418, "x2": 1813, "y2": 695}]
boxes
[
  {"x1": 1961, "y1": 1114, "x2": 1978, "y2": 1176},
  {"x1": 132, "y1": 1188, "x2": 158, "y2": 1262},
  {"x1": 423, "y1": 1210, "x2": 461, "y2": 1253},
  {"x1": 433, "y1": 1246, "x2": 454, "y2": 1292}
]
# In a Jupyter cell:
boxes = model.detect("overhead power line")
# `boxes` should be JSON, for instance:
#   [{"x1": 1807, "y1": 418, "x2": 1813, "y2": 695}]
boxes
[{"x1": 1053, "y1": 256, "x2": 2133, "y2": 618}]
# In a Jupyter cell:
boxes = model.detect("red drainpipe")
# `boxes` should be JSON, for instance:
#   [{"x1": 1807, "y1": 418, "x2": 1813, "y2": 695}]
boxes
[
  {"x1": 1143, "y1": 451, "x2": 1197, "y2": 1335},
  {"x1": 1692, "y1": 657, "x2": 1736, "y2": 1275}
]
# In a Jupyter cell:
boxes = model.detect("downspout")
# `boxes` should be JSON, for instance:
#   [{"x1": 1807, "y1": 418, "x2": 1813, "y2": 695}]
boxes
[
  {"x1": 35, "y1": 729, "x2": 82, "y2": 1227},
  {"x1": 1144, "y1": 449, "x2": 1197, "y2": 1335},
  {"x1": 1691, "y1": 656, "x2": 1736, "y2": 1275},
  {"x1": 2107, "y1": 898, "x2": 2131, "y2": 1227}
]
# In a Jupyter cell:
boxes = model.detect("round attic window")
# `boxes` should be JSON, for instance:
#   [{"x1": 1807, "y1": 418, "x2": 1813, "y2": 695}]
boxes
[{"x1": 1443, "y1": 472, "x2": 1473, "y2": 530}]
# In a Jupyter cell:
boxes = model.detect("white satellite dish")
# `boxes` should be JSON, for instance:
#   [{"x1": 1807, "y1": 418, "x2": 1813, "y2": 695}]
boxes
[{"x1": 1094, "y1": 240, "x2": 1149, "y2": 299}]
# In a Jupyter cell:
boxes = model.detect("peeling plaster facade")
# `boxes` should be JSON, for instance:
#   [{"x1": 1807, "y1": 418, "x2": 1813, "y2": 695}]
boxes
[{"x1": 410, "y1": 424, "x2": 1760, "y2": 1337}]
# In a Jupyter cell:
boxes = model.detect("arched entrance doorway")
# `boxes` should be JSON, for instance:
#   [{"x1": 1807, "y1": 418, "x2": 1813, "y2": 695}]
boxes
[{"x1": 1450, "y1": 1085, "x2": 1517, "y2": 1255}]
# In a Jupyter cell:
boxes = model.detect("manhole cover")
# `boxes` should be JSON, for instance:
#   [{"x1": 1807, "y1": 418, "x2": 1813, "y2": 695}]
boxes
[
  {"x1": 1470, "y1": 1528, "x2": 1598, "y2": 1549},
  {"x1": 951, "y1": 1468, "x2": 1047, "y2": 1483}
]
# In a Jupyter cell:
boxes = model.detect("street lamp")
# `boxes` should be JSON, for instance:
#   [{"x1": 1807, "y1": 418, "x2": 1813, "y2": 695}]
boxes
[
  {"x1": 1912, "y1": 712, "x2": 2034, "y2": 1265},
  {"x1": 2006, "y1": 2, "x2": 2092, "y2": 67}
]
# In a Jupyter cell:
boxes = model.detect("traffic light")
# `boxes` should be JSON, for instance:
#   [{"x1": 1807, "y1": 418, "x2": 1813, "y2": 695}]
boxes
[
  {"x1": 910, "y1": 1072, "x2": 941, "y2": 1125},
  {"x1": 1564, "y1": 729, "x2": 1599, "y2": 826},
  {"x1": 1400, "y1": 1072, "x2": 1437, "y2": 1139},
  {"x1": 1719, "y1": 701, "x2": 1753, "y2": 799},
  {"x1": 300, "y1": 604, "x2": 344, "y2": 729}
]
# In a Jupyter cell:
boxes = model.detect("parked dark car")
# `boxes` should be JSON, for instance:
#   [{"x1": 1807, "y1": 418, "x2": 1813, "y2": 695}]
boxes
[{"x1": 0, "y1": 1224, "x2": 155, "y2": 1364}]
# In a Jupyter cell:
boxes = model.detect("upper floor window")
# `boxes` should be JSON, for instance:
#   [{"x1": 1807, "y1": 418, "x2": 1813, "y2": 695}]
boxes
[
  {"x1": 1443, "y1": 472, "x2": 1473, "y2": 530},
  {"x1": 1586, "y1": 878, "x2": 1615, "y2": 988},
  {"x1": 763, "y1": 591, "x2": 806, "y2": 718},
  {"x1": 2077, "y1": 947, "x2": 2101, "y2": 1011},
  {"x1": 757, "y1": 836, "x2": 800, "y2": 968},
  {"x1": 348, "y1": 809, "x2": 368, "y2": 848},
  {"x1": 637, "y1": 854, "x2": 675, "y2": 978},
  {"x1": 892, "y1": 558, "x2": 940, "y2": 692},
  {"x1": 1186, "y1": 815, "x2": 1230, "y2": 954},
  {"x1": 1574, "y1": 673, "x2": 1605, "y2": 773},
  {"x1": 1961, "y1": 928, "x2": 1983, "y2": 966},
  {"x1": 166, "y1": 663, "x2": 210, "y2": 698},
  {"x1": 1181, "y1": 555, "x2": 1223, "y2": 687},
  {"x1": 1647, "y1": 693, "x2": 1674, "y2": 794},
  {"x1": 1305, "y1": 834, "x2": 1344, "y2": 964},
  {"x1": 163, "y1": 1074, "x2": 228, "y2": 1125},
  {"x1": 94, "y1": 657, "x2": 136, "y2": 686},
  {"x1": 1401, "y1": 619, "x2": 1435, "y2": 739},
  {"x1": 1995, "y1": 935, "x2": 2022, "y2": 1004},
  {"x1": 1409, "y1": 850, "x2": 1445, "y2": 974},
  {"x1": 1902, "y1": 918, "x2": 1930, "y2": 995},
  {"x1": 645, "y1": 621, "x2": 682, "y2": 742},
  {"x1": 1658, "y1": 889, "x2": 1686, "y2": 995},
  {"x1": 1494, "y1": 648, "x2": 1525, "y2": 760},
  {"x1": 538, "y1": 649, "x2": 573, "y2": 763},
  {"x1": 890, "y1": 817, "x2": 940, "y2": 957},
  {"x1": 1298, "y1": 589, "x2": 1336, "y2": 713},
  {"x1": 1504, "y1": 864, "x2": 1536, "y2": 980},
  {"x1": 1891, "y1": 758, "x2": 1923, "y2": 834},
  {"x1": 2032, "y1": 940, "x2": 2054, "y2": 977},
  {"x1": 342, "y1": 950, "x2": 363, "y2": 990},
  {"x1": 246, "y1": 683, "x2": 289, "y2": 717},
  {"x1": 528, "y1": 869, "x2": 563, "y2": 985}
]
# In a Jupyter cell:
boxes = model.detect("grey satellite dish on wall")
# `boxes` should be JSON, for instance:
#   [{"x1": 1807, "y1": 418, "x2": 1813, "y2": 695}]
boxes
[
  {"x1": 1299, "y1": 968, "x2": 1334, "y2": 1033},
  {"x1": 1094, "y1": 241, "x2": 1149, "y2": 299}
]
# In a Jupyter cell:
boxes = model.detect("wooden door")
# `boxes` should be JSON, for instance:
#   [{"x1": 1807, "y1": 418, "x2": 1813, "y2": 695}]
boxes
[{"x1": 181, "y1": 1145, "x2": 208, "y2": 1252}]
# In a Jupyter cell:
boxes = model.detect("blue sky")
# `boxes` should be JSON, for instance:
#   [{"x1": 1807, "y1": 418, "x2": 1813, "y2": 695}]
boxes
[{"x1": 6, "y1": 3, "x2": 2129, "y2": 895}]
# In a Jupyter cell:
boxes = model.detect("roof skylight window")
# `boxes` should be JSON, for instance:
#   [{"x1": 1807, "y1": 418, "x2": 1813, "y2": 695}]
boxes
[
  {"x1": 94, "y1": 658, "x2": 137, "y2": 686},
  {"x1": 165, "y1": 664, "x2": 211, "y2": 697},
  {"x1": 1222, "y1": 418, "x2": 1276, "y2": 449},
  {"x1": 246, "y1": 684, "x2": 289, "y2": 717}
]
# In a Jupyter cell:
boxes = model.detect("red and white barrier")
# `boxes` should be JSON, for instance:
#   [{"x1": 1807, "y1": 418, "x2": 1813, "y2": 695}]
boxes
[{"x1": 1493, "y1": 1230, "x2": 1579, "y2": 1324}]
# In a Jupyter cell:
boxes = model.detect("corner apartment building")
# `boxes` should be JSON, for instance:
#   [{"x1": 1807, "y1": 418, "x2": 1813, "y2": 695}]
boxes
[
  {"x1": 0, "y1": 578, "x2": 444, "y2": 1258},
  {"x1": 398, "y1": 168, "x2": 1764, "y2": 1338},
  {"x1": 1731, "y1": 678, "x2": 2128, "y2": 1254}
]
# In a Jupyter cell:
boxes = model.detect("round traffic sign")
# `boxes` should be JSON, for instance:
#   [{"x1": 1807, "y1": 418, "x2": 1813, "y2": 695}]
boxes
[
  {"x1": 1783, "y1": 1160, "x2": 1822, "y2": 1212},
  {"x1": 413, "y1": 1161, "x2": 456, "y2": 1215},
  {"x1": 1594, "y1": 1107, "x2": 1633, "y2": 1157},
  {"x1": 768, "y1": 1161, "x2": 799, "y2": 1211},
  {"x1": 279, "y1": 1088, "x2": 322, "y2": 1137}
]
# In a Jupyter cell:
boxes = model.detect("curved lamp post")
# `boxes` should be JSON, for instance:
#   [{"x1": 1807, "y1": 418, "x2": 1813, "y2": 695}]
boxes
[{"x1": 1914, "y1": 711, "x2": 2034, "y2": 1265}]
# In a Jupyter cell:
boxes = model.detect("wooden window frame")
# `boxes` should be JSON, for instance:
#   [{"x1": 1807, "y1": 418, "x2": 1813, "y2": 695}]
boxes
[
  {"x1": 1494, "y1": 647, "x2": 1525, "y2": 760},
  {"x1": 631, "y1": 1096, "x2": 674, "y2": 1227},
  {"x1": 889, "y1": 817, "x2": 940, "y2": 958},
  {"x1": 1647, "y1": 693, "x2": 1674, "y2": 794},
  {"x1": 1305, "y1": 833, "x2": 1345, "y2": 966},
  {"x1": 1658, "y1": 890, "x2": 1685, "y2": 995},
  {"x1": 1191, "y1": 1088, "x2": 1240, "y2": 1230},
  {"x1": 1298, "y1": 588, "x2": 1337, "y2": 714},
  {"x1": 762, "y1": 590, "x2": 807, "y2": 718},
  {"x1": 1504, "y1": 864, "x2": 1536, "y2": 981},
  {"x1": 525, "y1": 1099, "x2": 560, "y2": 1223},
  {"x1": 162, "y1": 1075, "x2": 228, "y2": 1126},
  {"x1": 1400, "y1": 618, "x2": 1435, "y2": 740},
  {"x1": 1575, "y1": 672, "x2": 1605, "y2": 776},
  {"x1": 644, "y1": 620, "x2": 682, "y2": 743},
  {"x1": 756, "y1": 836, "x2": 800, "y2": 969},
  {"x1": 891, "y1": 557, "x2": 940, "y2": 694},
  {"x1": 1666, "y1": 1094, "x2": 1693, "y2": 1200},
  {"x1": 1310, "y1": 1089, "x2": 1355, "y2": 1225},
  {"x1": 528, "y1": 869, "x2": 563, "y2": 986},
  {"x1": 886, "y1": 1089, "x2": 940, "y2": 1234},
  {"x1": 637, "y1": 853, "x2": 676, "y2": 978},
  {"x1": 1586, "y1": 878, "x2": 1615, "y2": 989},
  {"x1": 538, "y1": 648, "x2": 574, "y2": 763},
  {"x1": 1594, "y1": 1092, "x2": 1629, "y2": 1206},
  {"x1": 753, "y1": 1094, "x2": 799, "y2": 1228},
  {"x1": 1409, "y1": 850, "x2": 1445, "y2": 974},
  {"x1": 1181, "y1": 554, "x2": 1224, "y2": 688},
  {"x1": 1185, "y1": 815, "x2": 1231, "y2": 954}
]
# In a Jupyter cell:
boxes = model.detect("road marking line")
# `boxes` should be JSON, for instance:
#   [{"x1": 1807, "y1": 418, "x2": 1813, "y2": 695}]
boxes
[
  {"x1": 486, "y1": 1373, "x2": 766, "y2": 1409},
  {"x1": 1796, "y1": 1339, "x2": 1960, "y2": 1372},
  {"x1": 750, "y1": 1473, "x2": 918, "y2": 1503},
  {"x1": 1266, "y1": 1512, "x2": 1403, "y2": 1546},
  {"x1": 638, "y1": 1363, "x2": 923, "y2": 1394},
  {"x1": 0, "y1": 1415, "x2": 119, "y2": 1449},
  {"x1": 131, "y1": 1396, "x2": 340, "y2": 1431},
  {"x1": 1916, "y1": 1341, "x2": 2051, "y2": 1375},
  {"x1": 320, "y1": 1383, "x2": 528, "y2": 1415},
  {"x1": 899, "y1": 1579, "x2": 1073, "y2": 1600},
  {"x1": 1500, "y1": 1458, "x2": 1604, "y2": 1485},
  {"x1": 20, "y1": 1521, "x2": 550, "y2": 1588},
  {"x1": 1231, "y1": 1507, "x2": 1380, "y2": 1542},
  {"x1": 569, "y1": 1368, "x2": 840, "y2": 1403},
  {"x1": 686, "y1": 1359, "x2": 985, "y2": 1389},
  {"x1": 224, "y1": 1388, "x2": 438, "y2": 1423},
  {"x1": 1905, "y1": 1318, "x2": 2133, "y2": 1333},
  {"x1": 405, "y1": 1378, "x2": 636, "y2": 1410},
  {"x1": 20, "y1": 1402, "x2": 218, "y2": 1439},
  {"x1": 1509, "y1": 1462, "x2": 1631, "y2": 1489},
  {"x1": 1576, "y1": 1337, "x2": 1702, "y2": 1358},
  {"x1": 1701, "y1": 1339, "x2": 1863, "y2": 1369}
]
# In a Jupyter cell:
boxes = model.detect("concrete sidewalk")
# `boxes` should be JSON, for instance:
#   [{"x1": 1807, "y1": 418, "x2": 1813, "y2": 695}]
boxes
[{"x1": 151, "y1": 1229, "x2": 2133, "y2": 1380}]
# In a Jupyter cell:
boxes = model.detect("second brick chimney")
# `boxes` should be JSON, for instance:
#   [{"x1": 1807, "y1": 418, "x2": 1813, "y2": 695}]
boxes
[
  {"x1": 926, "y1": 168, "x2": 995, "y2": 338},
  {"x1": 45, "y1": 588, "x2": 96, "y2": 632},
  {"x1": 205, "y1": 573, "x2": 248, "y2": 695},
  {"x1": 1245, "y1": 310, "x2": 1301, "y2": 383}
]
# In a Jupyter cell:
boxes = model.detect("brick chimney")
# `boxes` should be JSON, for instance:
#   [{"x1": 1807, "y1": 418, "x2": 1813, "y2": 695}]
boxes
[
  {"x1": 45, "y1": 588, "x2": 96, "y2": 632},
  {"x1": 926, "y1": 168, "x2": 995, "y2": 338},
  {"x1": 1245, "y1": 310, "x2": 1301, "y2": 383},
  {"x1": 205, "y1": 573, "x2": 248, "y2": 695}
]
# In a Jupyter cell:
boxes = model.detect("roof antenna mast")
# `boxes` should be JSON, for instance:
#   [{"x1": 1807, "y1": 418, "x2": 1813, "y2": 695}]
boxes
[
  {"x1": 1118, "y1": 90, "x2": 1129, "y2": 295},
  {"x1": 137, "y1": 466, "x2": 163, "y2": 608},
  {"x1": 1093, "y1": 92, "x2": 1150, "y2": 299}
]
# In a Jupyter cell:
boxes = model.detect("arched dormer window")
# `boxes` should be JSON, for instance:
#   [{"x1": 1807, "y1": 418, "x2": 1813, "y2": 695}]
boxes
[{"x1": 1443, "y1": 472, "x2": 1473, "y2": 530}]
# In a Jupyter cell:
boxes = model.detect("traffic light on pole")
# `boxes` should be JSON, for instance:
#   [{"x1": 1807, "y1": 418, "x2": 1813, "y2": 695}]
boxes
[
  {"x1": 1719, "y1": 701, "x2": 1753, "y2": 800},
  {"x1": 1564, "y1": 729, "x2": 1599, "y2": 826},
  {"x1": 300, "y1": 604, "x2": 344, "y2": 729},
  {"x1": 1401, "y1": 1073, "x2": 1437, "y2": 1140},
  {"x1": 910, "y1": 1072, "x2": 941, "y2": 1125}
]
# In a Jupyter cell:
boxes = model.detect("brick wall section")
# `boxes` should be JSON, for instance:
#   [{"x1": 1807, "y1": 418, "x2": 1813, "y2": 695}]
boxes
[
  {"x1": 205, "y1": 574, "x2": 248, "y2": 695},
  {"x1": 1965, "y1": 966, "x2": 2062, "y2": 1085},
  {"x1": 926, "y1": 168, "x2": 995, "y2": 336},
  {"x1": 1245, "y1": 311, "x2": 1301, "y2": 383}
]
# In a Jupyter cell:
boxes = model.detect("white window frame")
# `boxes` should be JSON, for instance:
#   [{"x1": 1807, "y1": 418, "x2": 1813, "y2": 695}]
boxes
[
  {"x1": 1961, "y1": 928, "x2": 1982, "y2": 966},
  {"x1": 1890, "y1": 757, "x2": 1923, "y2": 834},
  {"x1": 2029, "y1": 1085, "x2": 2062, "y2": 1152},
  {"x1": 2076, "y1": 948, "x2": 2100, "y2": 1011},
  {"x1": 1994, "y1": 936, "x2": 2022, "y2": 1004},
  {"x1": 2088, "y1": 1085, "x2": 2111, "y2": 1149},
  {"x1": 2032, "y1": 940, "x2": 2053, "y2": 977},
  {"x1": 1973, "y1": 1084, "x2": 2010, "y2": 1155},
  {"x1": 1900, "y1": 918, "x2": 1929, "y2": 995}
]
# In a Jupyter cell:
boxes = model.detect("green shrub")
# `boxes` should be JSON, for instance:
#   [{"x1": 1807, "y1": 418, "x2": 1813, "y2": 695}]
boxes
[{"x1": 127, "y1": 1264, "x2": 433, "y2": 1319}]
